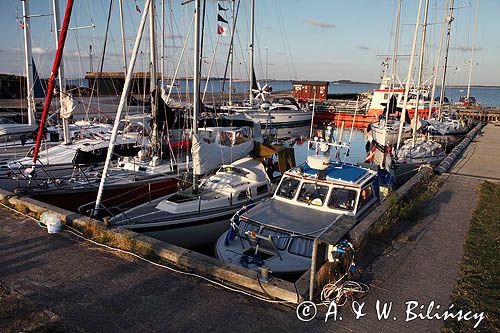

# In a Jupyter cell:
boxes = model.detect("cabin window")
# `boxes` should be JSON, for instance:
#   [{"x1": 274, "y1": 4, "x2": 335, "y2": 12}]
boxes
[
  {"x1": 256, "y1": 184, "x2": 268, "y2": 195},
  {"x1": 277, "y1": 177, "x2": 300, "y2": 199},
  {"x1": 297, "y1": 183, "x2": 329, "y2": 206},
  {"x1": 357, "y1": 185, "x2": 374, "y2": 210},
  {"x1": 384, "y1": 93, "x2": 389, "y2": 99},
  {"x1": 288, "y1": 237, "x2": 314, "y2": 258},
  {"x1": 237, "y1": 191, "x2": 249, "y2": 201},
  {"x1": 260, "y1": 228, "x2": 289, "y2": 250},
  {"x1": 328, "y1": 188, "x2": 357, "y2": 211}
]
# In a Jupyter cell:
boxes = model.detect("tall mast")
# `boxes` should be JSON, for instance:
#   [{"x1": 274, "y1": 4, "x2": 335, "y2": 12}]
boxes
[
  {"x1": 32, "y1": 0, "x2": 74, "y2": 165},
  {"x1": 396, "y1": 0, "x2": 423, "y2": 149},
  {"x1": 149, "y1": 0, "x2": 159, "y2": 155},
  {"x1": 412, "y1": 0, "x2": 430, "y2": 147},
  {"x1": 438, "y1": 0, "x2": 455, "y2": 117},
  {"x1": 428, "y1": 0, "x2": 449, "y2": 118},
  {"x1": 467, "y1": 0, "x2": 479, "y2": 101},
  {"x1": 119, "y1": 0, "x2": 128, "y2": 75},
  {"x1": 21, "y1": 0, "x2": 36, "y2": 126},
  {"x1": 94, "y1": 0, "x2": 151, "y2": 213},
  {"x1": 192, "y1": 0, "x2": 200, "y2": 193},
  {"x1": 229, "y1": 0, "x2": 235, "y2": 106},
  {"x1": 248, "y1": 0, "x2": 255, "y2": 106},
  {"x1": 160, "y1": 0, "x2": 165, "y2": 93},
  {"x1": 52, "y1": 0, "x2": 71, "y2": 145}
]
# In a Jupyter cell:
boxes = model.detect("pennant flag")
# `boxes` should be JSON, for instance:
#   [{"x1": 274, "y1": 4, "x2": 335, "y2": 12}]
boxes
[
  {"x1": 218, "y1": 3, "x2": 228, "y2": 11},
  {"x1": 217, "y1": 14, "x2": 228, "y2": 24},
  {"x1": 217, "y1": 24, "x2": 227, "y2": 36},
  {"x1": 135, "y1": 4, "x2": 141, "y2": 13}
]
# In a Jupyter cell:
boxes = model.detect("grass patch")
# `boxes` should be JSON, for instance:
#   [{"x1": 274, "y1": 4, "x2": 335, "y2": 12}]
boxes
[{"x1": 443, "y1": 181, "x2": 500, "y2": 332}]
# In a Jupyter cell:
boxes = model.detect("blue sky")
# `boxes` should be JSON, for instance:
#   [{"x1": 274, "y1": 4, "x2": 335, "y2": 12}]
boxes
[{"x1": 0, "y1": 0, "x2": 498, "y2": 86}]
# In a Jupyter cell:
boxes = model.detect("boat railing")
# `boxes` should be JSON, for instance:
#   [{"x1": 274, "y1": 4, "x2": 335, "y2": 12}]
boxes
[
  {"x1": 78, "y1": 180, "x2": 179, "y2": 219},
  {"x1": 6, "y1": 159, "x2": 60, "y2": 188}
]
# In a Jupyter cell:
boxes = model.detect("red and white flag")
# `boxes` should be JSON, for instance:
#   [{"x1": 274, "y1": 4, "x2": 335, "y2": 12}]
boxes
[
  {"x1": 19, "y1": 21, "x2": 25, "y2": 30},
  {"x1": 217, "y1": 24, "x2": 227, "y2": 36}
]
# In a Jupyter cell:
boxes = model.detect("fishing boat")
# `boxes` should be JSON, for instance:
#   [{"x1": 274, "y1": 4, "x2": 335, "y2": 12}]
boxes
[
  {"x1": 110, "y1": 157, "x2": 271, "y2": 248},
  {"x1": 216, "y1": 145, "x2": 380, "y2": 275}
]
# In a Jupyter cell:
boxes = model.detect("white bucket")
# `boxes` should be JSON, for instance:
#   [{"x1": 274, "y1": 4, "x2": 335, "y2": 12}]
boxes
[{"x1": 40, "y1": 211, "x2": 62, "y2": 234}]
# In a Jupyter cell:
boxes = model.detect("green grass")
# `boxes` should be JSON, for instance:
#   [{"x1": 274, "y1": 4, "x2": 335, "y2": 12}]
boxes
[{"x1": 444, "y1": 181, "x2": 500, "y2": 332}]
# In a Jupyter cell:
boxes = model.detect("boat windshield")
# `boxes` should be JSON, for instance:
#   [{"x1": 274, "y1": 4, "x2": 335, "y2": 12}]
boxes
[
  {"x1": 276, "y1": 177, "x2": 300, "y2": 199},
  {"x1": 328, "y1": 187, "x2": 357, "y2": 212},
  {"x1": 297, "y1": 182, "x2": 329, "y2": 206}
]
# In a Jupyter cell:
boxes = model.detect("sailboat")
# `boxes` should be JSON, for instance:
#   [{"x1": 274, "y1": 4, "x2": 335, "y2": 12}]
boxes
[
  {"x1": 108, "y1": 0, "x2": 270, "y2": 248},
  {"x1": 216, "y1": 123, "x2": 381, "y2": 275},
  {"x1": 368, "y1": 1, "x2": 413, "y2": 148},
  {"x1": 218, "y1": 0, "x2": 311, "y2": 138},
  {"x1": 426, "y1": 0, "x2": 471, "y2": 137},
  {"x1": 389, "y1": 0, "x2": 446, "y2": 185}
]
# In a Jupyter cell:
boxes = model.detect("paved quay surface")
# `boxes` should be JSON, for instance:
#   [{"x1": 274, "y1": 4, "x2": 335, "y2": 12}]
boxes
[{"x1": 0, "y1": 124, "x2": 497, "y2": 332}]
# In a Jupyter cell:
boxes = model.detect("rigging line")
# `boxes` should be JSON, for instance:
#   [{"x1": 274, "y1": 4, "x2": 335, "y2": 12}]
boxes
[
  {"x1": 221, "y1": 0, "x2": 241, "y2": 93},
  {"x1": 98, "y1": 0, "x2": 114, "y2": 75}
]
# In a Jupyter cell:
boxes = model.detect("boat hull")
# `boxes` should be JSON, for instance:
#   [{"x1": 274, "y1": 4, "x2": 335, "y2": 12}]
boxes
[
  {"x1": 16, "y1": 176, "x2": 179, "y2": 214},
  {"x1": 314, "y1": 107, "x2": 433, "y2": 129}
]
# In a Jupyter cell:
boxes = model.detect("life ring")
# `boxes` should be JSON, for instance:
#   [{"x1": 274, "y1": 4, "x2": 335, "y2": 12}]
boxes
[{"x1": 365, "y1": 145, "x2": 376, "y2": 163}]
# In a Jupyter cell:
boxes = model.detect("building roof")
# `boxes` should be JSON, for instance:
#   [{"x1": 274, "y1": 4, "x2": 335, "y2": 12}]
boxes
[{"x1": 292, "y1": 80, "x2": 329, "y2": 86}]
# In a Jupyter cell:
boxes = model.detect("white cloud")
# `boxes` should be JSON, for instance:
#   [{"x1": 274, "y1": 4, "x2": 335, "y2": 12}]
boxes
[{"x1": 304, "y1": 19, "x2": 336, "y2": 29}]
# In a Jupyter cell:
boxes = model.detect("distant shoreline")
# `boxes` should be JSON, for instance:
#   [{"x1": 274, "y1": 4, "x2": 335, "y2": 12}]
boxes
[{"x1": 1, "y1": 73, "x2": 498, "y2": 88}]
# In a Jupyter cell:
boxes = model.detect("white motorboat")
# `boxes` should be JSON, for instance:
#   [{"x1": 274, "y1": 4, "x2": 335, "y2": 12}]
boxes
[
  {"x1": 216, "y1": 154, "x2": 380, "y2": 275},
  {"x1": 111, "y1": 157, "x2": 271, "y2": 248}
]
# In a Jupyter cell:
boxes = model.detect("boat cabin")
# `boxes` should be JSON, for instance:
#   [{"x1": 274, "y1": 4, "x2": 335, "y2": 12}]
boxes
[{"x1": 217, "y1": 156, "x2": 380, "y2": 274}]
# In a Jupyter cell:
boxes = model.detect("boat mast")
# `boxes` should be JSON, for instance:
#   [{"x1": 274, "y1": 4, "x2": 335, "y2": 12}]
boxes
[
  {"x1": 21, "y1": 0, "x2": 36, "y2": 126},
  {"x1": 229, "y1": 0, "x2": 235, "y2": 106},
  {"x1": 160, "y1": 0, "x2": 165, "y2": 94},
  {"x1": 466, "y1": 0, "x2": 479, "y2": 101},
  {"x1": 192, "y1": 0, "x2": 200, "y2": 193},
  {"x1": 428, "y1": 0, "x2": 449, "y2": 118},
  {"x1": 94, "y1": 0, "x2": 151, "y2": 213},
  {"x1": 385, "y1": 0, "x2": 401, "y2": 121},
  {"x1": 32, "y1": 0, "x2": 74, "y2": 165},
  {"x1": 412, "y1": 0, "x2": 430, "y2": 147},
  {"x1": 438, "y1": 0, "x2": 454, "y2": 117},
  {"x1": 149, "y1": 0, "x2": 159, "y2": 156},
  {"x1": 119, "y1": 0, "x2": 128, "y2": 75},
  {"x1": 396, "y1": 0, "x2": 424, "y2": 149},
  {"x1": 52, "y1": 0, "x2": 71, "y2": 145},
  {"x1": 248, "y1": 0, "x2": 254, "y2": 107}
]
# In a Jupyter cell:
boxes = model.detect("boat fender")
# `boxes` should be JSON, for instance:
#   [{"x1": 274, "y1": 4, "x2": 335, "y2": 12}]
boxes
[{"x1": 225, "y1": 215, "x2": 240, "y2": 246}]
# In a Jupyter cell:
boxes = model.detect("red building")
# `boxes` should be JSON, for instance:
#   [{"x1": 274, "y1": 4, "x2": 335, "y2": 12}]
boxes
[{"x1": 292, "y1": 81, "x2": 329, "y2": 101}]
